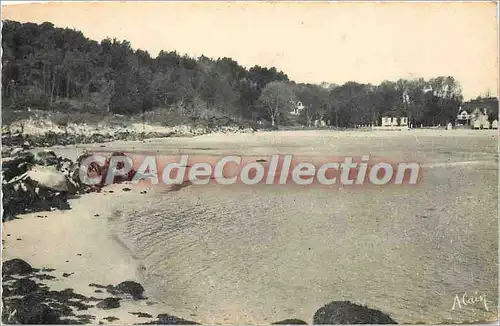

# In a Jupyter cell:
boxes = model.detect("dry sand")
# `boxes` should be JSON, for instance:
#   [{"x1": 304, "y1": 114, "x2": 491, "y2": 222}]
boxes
[
  {"x1": 2, "y1": 183, "x2": 166, "y2": 324},
  {"x1": 2, "y1": 129, "x2": 498, "y2": 324}
]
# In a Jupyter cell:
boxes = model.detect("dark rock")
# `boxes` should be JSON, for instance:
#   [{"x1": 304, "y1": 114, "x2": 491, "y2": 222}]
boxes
[
  {"x1": 2, "y1": 258, "x2": 33, "y2": 276},
  {"x1": 48, "y1": 288, "x2": 88, "y2": 302},
  {"x1": 87, "y1": 296, "x2": 102, "y2": 302},
  {"x1": 130, "y1": 312, "x2": 153, "y2": 318},
  {"x1": 11, "y1": 278, "x2": 38, "y2": 295},
  {"x1": 140, "y1": 314, "x2": 200, "y2": 325},
  {"x1": 103, "y1": 316, "x2": 120, "y2": 322},
  {"x1": 272, "y1": 319, "x2": 308, "y2": 324},
  {"x1": 31, "y1": 273, "x2": 57, "y2": 281},
  {"x1": 72, "y1": 314, "x2": 96, "y2": 324},
  {"x1": 89, "y1": 283, "x2": 109, "y2": 289},
  {"x1": 2, "y1": 152, "x2": 78, "y2": 221},
  {"x1": 96, "y1": 297, "x2": 120, "y2": 310},
  {"x1": 3, "y1": 294, "x2": 61, "y2": 324},
  {"x1": 312, "y1": 301, "x2": 397, "y2": 324},
  {"x1": 122, "y1": 187, "x2": 132, "y2": 192},
  {"x1": 114, "y1": 281, "x2": 145, "y2": 299},
  {"x1": 62, "y1": 273, "x2": 73, "y2": 277},
  {"x1": 36, "y1": 150, "x2": 59, "y2": 166},
  {"x1": 2, "y1": 285, "x2": 12, "y2": 297}
]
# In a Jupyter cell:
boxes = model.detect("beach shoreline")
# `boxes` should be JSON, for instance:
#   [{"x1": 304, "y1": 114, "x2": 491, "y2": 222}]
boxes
[
  {"x1": 2, "y1": 182, "x2": 173, "y2": 324},
  {"x1": 2, "y1": 129, "x2": 498, "y2": 324}
]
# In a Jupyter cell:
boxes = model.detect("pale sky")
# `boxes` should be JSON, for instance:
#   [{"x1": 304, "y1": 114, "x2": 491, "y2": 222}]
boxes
[{"x1": 2, "y1": 1, "x2": 499, "y2": 100}]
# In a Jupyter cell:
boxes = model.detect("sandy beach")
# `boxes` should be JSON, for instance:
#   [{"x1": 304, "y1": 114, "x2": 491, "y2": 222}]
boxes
[
  {"x1": 2, "y1": 182, "x2": 169, "y2": 324},
  {"x1": 2, "y1": 129, "x2": 498, "y2": 324}
]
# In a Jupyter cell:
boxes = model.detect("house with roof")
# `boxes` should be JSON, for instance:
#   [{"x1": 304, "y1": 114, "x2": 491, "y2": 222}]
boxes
[
  {"x1": 456, "y1": 109, "x2": 471, "y2": 126},
  {"x1": 472, "y1": 108, "x2": 490, "y2": 129},
  {"x1": 380, "y1": 116, "x2": 408, "y2": 127},
  {"x1": 460, "y1": 97, "x2": 499, "y2": 129},
  {"x1": 290, "y1": 101, "x2": 305, "y2": 116}
]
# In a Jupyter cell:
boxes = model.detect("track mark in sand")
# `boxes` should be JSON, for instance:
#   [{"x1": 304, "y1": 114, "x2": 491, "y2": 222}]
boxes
[{"x1": 159, "y1": 180, "x2": 193, "y2": 193}]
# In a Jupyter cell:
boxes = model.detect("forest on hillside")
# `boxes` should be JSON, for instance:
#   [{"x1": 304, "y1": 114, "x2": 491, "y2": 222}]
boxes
[{"x1": 2, "y1": 20, "x2": 498, "y2": 127}]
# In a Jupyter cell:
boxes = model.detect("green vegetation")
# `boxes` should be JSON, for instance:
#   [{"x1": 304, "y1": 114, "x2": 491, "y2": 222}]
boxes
[{"x1": 2, "y1": 20, "x2": 498, "y2": 128}]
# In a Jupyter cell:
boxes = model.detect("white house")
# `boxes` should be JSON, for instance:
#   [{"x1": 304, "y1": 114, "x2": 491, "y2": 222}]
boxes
[
  {"x1": 381, "y1": 117, "x2": 392, "y2": 127},
  {"x1": 457, "y1": 110, "x2": 470, "y2": 120},
  {"x1": 457, "y1": 107, "x2": 492, "y2": 129},
  {"x1": 470, "y1": 108, "x2": 490, "y2": 129},
  {"x1": 381, "y1": 116, "x2": 406, "y2": 127},
  {"x1": 290, "y1": 101, "x2": 305, "y2": 116}
]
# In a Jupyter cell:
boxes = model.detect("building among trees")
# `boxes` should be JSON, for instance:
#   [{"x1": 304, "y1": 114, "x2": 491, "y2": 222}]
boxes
[
  {"x1": 456, "y1": 109, "x2": 471, "y2": 126},
  {"x1": 470, "y1": 108, "x2": 490, "y2": 129},
  {"x1": 2, "y1": 20, "x2": 498, "y2": 130},
  {"x1": 456, "y1": 106, "x2": 498, "y2": 129},
  {"x1": 380, "y1": 117, "x2": 408, "y2": 127},
  {"x1": 290, "y1": 101, "x2": 305, "y2": 116}
]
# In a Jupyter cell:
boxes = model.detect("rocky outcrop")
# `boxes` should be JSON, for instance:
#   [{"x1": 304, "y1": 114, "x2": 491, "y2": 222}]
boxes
[
  {"x1": 141, "y1": 314, "x2": 200, "y2": 325},
  {"x1": 1, "y1": 148, "x2": 137, "y2": 221},
  {"x1": 271, "y1": 319, "x2": 308, "y2": 324},
  {"x1": 2, "y1": 258, "x2": 33, "y2": 276},
  {"x1": 96, "y1": 297, "x2": 121, "y2": 310},
  {"x1": 114, "y1": 281, "x2": 145, "y2": 300},
  {"x1": 2, "y1": 148, "x2": 79, "y2": 221},
  {"x1": 2, "y1": 119, "x2": 255, "y2": 149},
  {"x1": 2, "y1": 259, "x2": 98, "y2": 324},
  {"x1": 313, "y1": 301, "x2": 398, "y2": 324},
  {"x1": 1, "y1": 259, "x2": 160, "y2": 324},
  {"x1": 2, "y1": 260, "x2": 403, "y2": 325}
]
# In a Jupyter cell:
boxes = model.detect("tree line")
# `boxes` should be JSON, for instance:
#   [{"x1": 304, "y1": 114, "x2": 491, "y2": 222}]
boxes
[{"x1": 2, "y1": 20, "x2": 497, "y2": 128}]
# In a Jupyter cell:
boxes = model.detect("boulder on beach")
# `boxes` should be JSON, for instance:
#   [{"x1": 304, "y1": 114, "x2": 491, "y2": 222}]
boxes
[
  {"x1": 2, "y1": 258, "x2": 33, "y2": 276},
  {"x1": 312, "y1": 301, "x2": 397, "y2": 324},
  {"x1": 115, "y1": 281, "x2": 145, "y2": 299},
  {"x1": 2, "y1": 149, "x2": 94, "y2": 220},
  {"x1": 2, "y1": 150, "x2": 35, "y2": 172},
  {"x1": 36, "y1": 150, "x2": 59, "y2": 166},
  {"x1": 141, "y1": 314, "x2": 200, "y2": 325},
  {"x1": 2, "y1": 159, "x2": 32, "y2": 182},
  {"x1": 10, "y1": 147, "x2": 25, "y2": 157},
  {"x1": 96, "y1": 297, "x2": 121, "y2": 310},
  {"x1": 272, "y1": 319, "x2": 308, "y2": 324},
  {"x1": 4, "y1": 294, "x2": 61, "y2": 324},
  {"x1": 27, "y1": 165, "x2": 70, "y2": 192},
  {"x1": 11, "y1": 278, "x2": 38, "y2": 296},
  {"x1": 130, "y1": 312, "x2": 153, "y2": 318}
]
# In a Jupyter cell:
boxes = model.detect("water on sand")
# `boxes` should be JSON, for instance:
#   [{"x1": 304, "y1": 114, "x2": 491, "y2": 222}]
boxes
[{"x1": 106, "y1": 130, "x2": 498, "y2": 324}]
